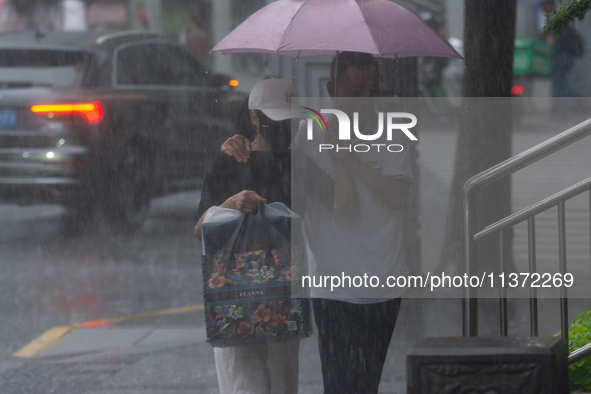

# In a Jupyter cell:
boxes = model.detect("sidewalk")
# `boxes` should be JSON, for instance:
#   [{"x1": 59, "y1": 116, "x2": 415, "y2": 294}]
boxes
[
  {"x1": 5, "y1": 297, "x2": 590, "y2": 394},
  {"x1": 4, "y1": 299, "x2": 449, "y2": 394}
]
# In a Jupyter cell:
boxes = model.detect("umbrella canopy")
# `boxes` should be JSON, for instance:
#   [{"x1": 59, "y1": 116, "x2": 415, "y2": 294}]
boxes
[{"x1": 212, "y1": 0, "x2": 461, "y2": 59}]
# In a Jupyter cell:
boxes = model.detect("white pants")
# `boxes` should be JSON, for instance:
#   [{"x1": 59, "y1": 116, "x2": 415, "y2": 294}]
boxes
[{"x1": 214, "y1": 340, "x2": 299, "y2": 394}]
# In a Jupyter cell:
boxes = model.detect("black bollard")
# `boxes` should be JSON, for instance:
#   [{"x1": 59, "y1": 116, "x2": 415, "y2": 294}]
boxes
[{"x1": 407, "y1": 336, "x2": 569, "y2": 394}]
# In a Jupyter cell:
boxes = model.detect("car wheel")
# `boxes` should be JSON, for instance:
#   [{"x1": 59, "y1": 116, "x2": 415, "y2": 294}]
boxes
[{"x1": 104, "y1": 144, "x2": 153, "y2": 233}]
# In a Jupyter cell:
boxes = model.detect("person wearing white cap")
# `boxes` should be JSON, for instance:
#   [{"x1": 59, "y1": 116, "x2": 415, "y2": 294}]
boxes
[
  {"x1": 219, "y1": 53, "x2": 413, "y2": 394},
  {"x1": 194, "y1": 78, "x2": 356, "y2": 394}
]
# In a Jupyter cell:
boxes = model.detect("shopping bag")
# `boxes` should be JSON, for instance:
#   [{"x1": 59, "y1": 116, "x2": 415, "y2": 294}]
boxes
[{"x1": 201, "y1": 202, "x2": 310, "y2": 347}]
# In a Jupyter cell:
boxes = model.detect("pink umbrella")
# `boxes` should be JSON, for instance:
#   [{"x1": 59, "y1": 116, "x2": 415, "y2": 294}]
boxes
[{"x1": 212, "y1": 0, "x2": 461, "y2": 59}]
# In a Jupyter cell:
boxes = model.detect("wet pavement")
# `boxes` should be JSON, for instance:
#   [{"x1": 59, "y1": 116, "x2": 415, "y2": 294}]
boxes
[
  {"x1": 1, "y1": 297, "x2": 589, "y2": 393},
  {"x1": 1, "y1": 109, "x2": 590, "y2": 393}
]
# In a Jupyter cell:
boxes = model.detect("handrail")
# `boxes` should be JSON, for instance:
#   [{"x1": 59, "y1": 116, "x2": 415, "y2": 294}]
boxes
[
  {"x1": 569, "y1": 342, "x2": 591, "y2": 365},
  {"x1": 463, "y1": 118, "x2": 591, "y2": 194},
  {"x1": 474, "y1": 178, "x2": 591, "y2": 242},
  {"x1": 462, "y1": 117, "x2": 591, "y2": 337}
]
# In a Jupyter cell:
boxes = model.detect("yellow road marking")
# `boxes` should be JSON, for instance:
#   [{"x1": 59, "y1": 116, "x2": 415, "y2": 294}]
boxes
[
  {"x1": 11, "y1": 304, "x2": 204, "y2": 358},
  {"x1": 74, "y1": 304, "x2": 205, "y2": 327},
  {"x1": 11, "y1": 326, "x2": 74, "y2": 358}
]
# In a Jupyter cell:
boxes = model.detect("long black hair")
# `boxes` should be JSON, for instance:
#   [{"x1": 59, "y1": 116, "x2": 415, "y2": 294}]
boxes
[{"x1": 235, "y1": 96, "x2": 257, "y2": 140}]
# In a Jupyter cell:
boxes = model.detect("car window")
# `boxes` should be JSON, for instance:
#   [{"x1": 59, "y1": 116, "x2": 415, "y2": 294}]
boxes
[
  {"x1": 116, "y1": 43, "x2": 206, "y2": 87},
  {"x1": 116, "y1": 44, "x2": 159, "y2": 85},
  {"x1": 0, "y1": 49, "x2": 87, "y2": 88},
  {"x1": 159, "y1": 45, "x2": 207, "y2": 86}
]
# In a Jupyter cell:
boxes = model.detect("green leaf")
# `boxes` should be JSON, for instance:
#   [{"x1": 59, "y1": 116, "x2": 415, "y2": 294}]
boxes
[
  {"x1": 541, "y1": 0, "x2": 591, "y2": 36},
  {"x1": 558, "y1": 310, "x2": 591, "y2": 391}
]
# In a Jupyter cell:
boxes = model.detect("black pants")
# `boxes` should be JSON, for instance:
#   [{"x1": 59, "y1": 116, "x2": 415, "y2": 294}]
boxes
[{"x1": 312, "y1": 298, "x2": 402, "y2": 394}]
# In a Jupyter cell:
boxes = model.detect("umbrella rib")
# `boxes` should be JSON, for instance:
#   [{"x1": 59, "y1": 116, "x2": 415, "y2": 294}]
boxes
[
  {"x1": 354, "y1": 2, "x2": 383, "y2": 56},
  {"x1": 277, "y1": 0, "x2": 312, "y2": 56}
]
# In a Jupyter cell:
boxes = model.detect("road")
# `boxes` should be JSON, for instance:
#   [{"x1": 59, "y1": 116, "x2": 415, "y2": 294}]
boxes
[{"x1": 0, "y1": 192, "x2": 204, "y2": 355}]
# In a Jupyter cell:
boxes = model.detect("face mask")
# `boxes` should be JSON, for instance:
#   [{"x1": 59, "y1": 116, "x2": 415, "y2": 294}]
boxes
[{"x1": 259, "y1": 116, "x2": 293, "y2": 151}]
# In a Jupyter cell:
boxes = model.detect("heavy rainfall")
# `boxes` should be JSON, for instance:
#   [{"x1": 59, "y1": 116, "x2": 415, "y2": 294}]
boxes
[{"x1": 0, "y1": 0, "x2": 590, "y2": 393}]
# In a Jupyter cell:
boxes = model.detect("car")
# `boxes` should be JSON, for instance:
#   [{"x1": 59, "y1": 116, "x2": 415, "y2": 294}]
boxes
[{"x1": 0, "y1": 30, "x2": 244, "y2": 232}]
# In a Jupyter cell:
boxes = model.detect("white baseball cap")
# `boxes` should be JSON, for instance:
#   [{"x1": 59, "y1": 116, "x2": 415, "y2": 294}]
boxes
[{"x1": 248, "y1": 78, "x2": 302, "y2": 121}]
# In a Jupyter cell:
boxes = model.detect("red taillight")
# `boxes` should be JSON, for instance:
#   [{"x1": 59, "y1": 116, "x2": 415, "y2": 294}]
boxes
[
  {"x1": 511, "y1": 85, "x2": 525, "y2": 96},
  {"x1": 75, "y1": 320, "x2": 113, "y2": 328},
  {"x1": 31, "y1": 101, "x2": 103, "y2": 123}
]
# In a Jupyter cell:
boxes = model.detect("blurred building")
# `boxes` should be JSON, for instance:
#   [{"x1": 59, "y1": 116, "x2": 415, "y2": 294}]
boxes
[
  {"x1": 176, "y1": 0, "x2": 212, "y2": 67},
  {"x1": 0, "y1": 0, "x2": 161, "y2": 33},
  {"x1": 0, "y1": 0, "x2": 61, "y2": 32}
]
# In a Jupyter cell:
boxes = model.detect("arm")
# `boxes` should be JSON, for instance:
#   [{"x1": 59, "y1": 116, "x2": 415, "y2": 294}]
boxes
[
  {"x1": 291, "y1": 149, "x2": 356, "y2": 215},
  {"x1": 323, "y1": 114, "x2": 409, "y2": 211},
  {"x1": 321, "y1": 117, "x2": 357, "y2": 212},
  {"x1": 345, "y1": 154, "x2": 408, "y2": 210},
  {"x1": 195, "y1": 156, "x2": 222, "y2": 241},
  {"x1": 221, "y1": 134, "x2": 251, "y2": 163},
  {"x1": 194, "y1": 153, "x2": 266, "y2": 241},
  {"x1": 194, "y1": 210, "x2": 209, "y2": 241},
  {"x1": 194, "y1": 190, "x2": 266, "y2": 241}
]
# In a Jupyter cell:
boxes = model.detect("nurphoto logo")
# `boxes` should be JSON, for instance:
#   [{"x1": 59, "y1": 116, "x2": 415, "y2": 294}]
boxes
[{"x1": 302, "y1": 108, "x2": 418, "y2": 153}]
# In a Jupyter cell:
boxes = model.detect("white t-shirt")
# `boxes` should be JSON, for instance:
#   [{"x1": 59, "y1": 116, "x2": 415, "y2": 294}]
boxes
[{"x1": 292, "y1": 113, "x2": 413, "y2": 302}]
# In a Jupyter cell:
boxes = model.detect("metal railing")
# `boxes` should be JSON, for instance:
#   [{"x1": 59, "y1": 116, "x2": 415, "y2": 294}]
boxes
[{"x1": 461, "y1": 117, "x2": 591, "y2": 366}]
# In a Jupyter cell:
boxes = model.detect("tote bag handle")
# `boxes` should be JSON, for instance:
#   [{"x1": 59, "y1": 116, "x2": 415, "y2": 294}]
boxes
[{"x1": 225, "y1": 203, "x2": 274, "y2": 270}]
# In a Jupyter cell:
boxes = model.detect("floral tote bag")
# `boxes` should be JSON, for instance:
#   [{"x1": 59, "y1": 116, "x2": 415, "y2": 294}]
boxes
[{"x1": 201, "y1": 203, "x2": 310, "y2": 347}]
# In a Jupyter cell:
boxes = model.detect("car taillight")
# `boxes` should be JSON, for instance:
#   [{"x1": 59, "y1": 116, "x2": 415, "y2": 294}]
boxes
[
  {"x1": 31, "y1": 101, "x2": 103, "y2": 123},
  {"x1": 511, "y1": 85, "x2": 525, "y2": 96},
  {"x1": 229, "y1": 79, "x2": 239, "y2": 87}
]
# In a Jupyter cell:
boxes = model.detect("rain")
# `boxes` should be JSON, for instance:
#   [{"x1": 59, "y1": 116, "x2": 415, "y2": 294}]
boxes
[{"x1": 1, "y1": 1, "x2": 590, "y2": 393}]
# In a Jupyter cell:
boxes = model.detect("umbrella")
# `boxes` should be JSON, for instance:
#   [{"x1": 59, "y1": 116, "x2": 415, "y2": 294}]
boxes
[{"x1": 212, "y1": 0, "x2": 461, "y2": 59}]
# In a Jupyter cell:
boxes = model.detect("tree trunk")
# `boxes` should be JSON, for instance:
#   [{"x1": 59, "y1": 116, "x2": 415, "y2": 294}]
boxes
[{"x1": 437, "y1": 0, "x2": 517, "y2": 276}]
